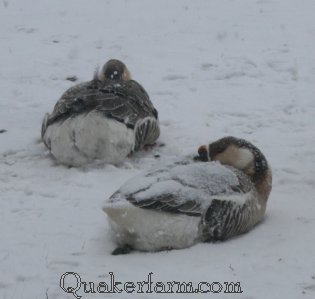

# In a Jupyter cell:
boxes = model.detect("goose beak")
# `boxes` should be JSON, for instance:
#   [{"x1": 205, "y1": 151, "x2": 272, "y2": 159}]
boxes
[{"x1": 198, "y1": 145, "x2": 209, "y2": 162}]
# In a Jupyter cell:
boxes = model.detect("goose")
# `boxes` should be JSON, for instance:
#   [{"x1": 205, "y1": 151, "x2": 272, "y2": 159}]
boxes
[
  {"x1": 103, "y1": 136, "x2": 272, "y2": 254},
  {"x1": 41, "y1": 59, "x2": 160, "y2": 166}
]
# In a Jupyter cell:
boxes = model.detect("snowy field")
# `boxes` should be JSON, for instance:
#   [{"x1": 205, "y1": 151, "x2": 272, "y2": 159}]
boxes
[{"x1": 1, "y1": 0, "x2": 315, "y2": 298}]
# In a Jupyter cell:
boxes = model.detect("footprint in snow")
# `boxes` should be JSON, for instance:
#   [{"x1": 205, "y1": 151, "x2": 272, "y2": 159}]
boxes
[
  {"x1": 163, "y1": 74, "x2": 187, "y2": 81},
  {"x1": 201, "y1": 63, "x2": 217, "y2": 70}
]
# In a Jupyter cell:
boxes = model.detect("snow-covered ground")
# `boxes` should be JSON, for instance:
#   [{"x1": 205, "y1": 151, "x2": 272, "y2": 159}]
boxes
[{"x1": 1, "y1": 0, "x2": 315, "y2": 298}]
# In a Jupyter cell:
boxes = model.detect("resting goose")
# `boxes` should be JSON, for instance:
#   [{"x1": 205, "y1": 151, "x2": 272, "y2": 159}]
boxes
[
  {"x1": 103, "y1": 136, "x2": 272, "y2": 254},
  {"x1": 41, "y1": 59, "x2": 160, "y2": 166}
]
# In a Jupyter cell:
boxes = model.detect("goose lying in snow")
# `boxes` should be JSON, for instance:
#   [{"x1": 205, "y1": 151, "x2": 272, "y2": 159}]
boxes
[
  {"x1": 103, "y1": 136, "x2": 272, "y2": 254},
  {"x1": 41, "y1": 59, "x2": 160, "y2": 166}
]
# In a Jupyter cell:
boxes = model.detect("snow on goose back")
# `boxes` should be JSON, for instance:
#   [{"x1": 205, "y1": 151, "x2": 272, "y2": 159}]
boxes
[
  {"x1": 103, "y1": 137, "x2": 272, "y2": 253},
  {"x1": 41, "y1": 59, "x2": 160, "y2": 166}
]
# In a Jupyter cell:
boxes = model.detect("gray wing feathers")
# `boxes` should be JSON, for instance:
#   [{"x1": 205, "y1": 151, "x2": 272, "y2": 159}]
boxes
[
  {"x1": 134, "y1": 117, "x2": 160, "y2": 151},
  {"x1": 203, "y1": 191, "x2": 260, "y2": 241},
  {"x1": 43, "y1": 80, "x2": 158, "y2": 130},
  {"x1": 123, "y1": 166, "x2": 258, "y2": 232},
  {"x1": 41, "y1": 79, "x2": 159, "y2": 149},
  {"x1": 127, "y1": 194, "x2": 203, "y2": 217},
  {"x1": 202, "y1": 169, "x2": 260, "y2": 241}
]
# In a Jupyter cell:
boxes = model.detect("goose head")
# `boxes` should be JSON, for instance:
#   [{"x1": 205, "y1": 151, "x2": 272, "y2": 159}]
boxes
[
  {"x1": 198, "y1": 136, "x2": 272, "y2": 201},
  {"x1": 98, "y1": 59, "x2": 131, "y2": 81}
]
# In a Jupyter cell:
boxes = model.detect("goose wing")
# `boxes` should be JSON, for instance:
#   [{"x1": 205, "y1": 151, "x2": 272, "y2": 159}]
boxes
[
  {"x1": 42, "y1": 79, "x2": 158, "y2": 136},
  {"x1": 107, "y1": 161, "x2": 253, "y2": 217}
]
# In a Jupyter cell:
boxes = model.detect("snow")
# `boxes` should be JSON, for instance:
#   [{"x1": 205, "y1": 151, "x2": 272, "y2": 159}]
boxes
[{"x1": 0, "y1": 0, "x2": 315, "y2": 298}]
